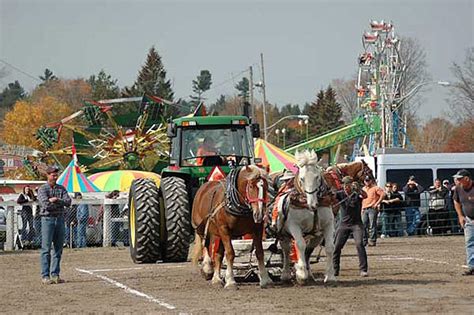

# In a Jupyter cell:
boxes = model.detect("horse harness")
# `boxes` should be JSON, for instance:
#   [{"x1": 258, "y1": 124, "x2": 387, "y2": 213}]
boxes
[{"x1": 198, "y1": 167, "x2": 268, "y2": 244}]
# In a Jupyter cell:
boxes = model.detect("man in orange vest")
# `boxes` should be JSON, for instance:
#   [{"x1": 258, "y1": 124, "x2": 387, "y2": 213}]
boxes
[{"x1": 196, "y1": 137, "x2": 217, "y2": 166}]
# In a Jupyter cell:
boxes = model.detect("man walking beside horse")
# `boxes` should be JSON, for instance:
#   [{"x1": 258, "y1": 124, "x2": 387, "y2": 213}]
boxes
[{"x1": 333, "y1": 176, "x2": 369, "y2": 277}]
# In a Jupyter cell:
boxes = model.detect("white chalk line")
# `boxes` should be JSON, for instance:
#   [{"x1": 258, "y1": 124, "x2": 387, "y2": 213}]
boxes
[
  {"x1": 76, "y1": 268, "x2": 177, "y2": 310},
  {"x1": 87, "y1": 265, "x2": 187, "y2": 273},
  {"x1": 87, "y1": 267, "x2": 143, "y2": 272}
]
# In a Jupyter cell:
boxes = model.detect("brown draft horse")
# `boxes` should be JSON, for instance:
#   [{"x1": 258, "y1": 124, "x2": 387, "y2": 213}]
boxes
[{"x1": 191, "y1": 165, "x2": 273, "y2": 289}]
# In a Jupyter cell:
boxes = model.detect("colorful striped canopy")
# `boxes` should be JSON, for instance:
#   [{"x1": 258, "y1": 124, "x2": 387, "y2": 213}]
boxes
[
  {"x1": 88, "y1": 170, "x2": 161, "y2": 192},
  {"x1": 57, "y1": 160, "x2": 101, "y2": 193},
  {"x1": 254, "y1": 139, "x2": 297, "y2": 174}
]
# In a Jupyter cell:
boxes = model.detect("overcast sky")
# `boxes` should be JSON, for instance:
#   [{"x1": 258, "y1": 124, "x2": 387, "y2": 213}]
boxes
[{"x1": 1, "y1": 0, "x2": 472, "y2": 120}]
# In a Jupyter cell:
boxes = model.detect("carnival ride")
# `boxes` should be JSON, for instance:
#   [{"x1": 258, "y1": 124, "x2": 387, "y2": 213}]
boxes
[
  {"x1": 286, "y1": 20, "x2": 406, "y2": 161},
  {"x1": 34, "y1": 95, "x2": 171, "y2": 175}
]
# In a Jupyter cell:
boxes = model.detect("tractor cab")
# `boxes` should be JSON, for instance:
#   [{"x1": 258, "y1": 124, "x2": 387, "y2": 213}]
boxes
[{"x1": 163, "y1": 115, "x2": 260, "y2": 184}]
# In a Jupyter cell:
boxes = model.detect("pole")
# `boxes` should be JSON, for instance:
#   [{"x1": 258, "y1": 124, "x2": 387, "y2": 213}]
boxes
[
  {"x1": 260, "y1": 53, "x2": 268, "y2": 140},
  {"x1": 249, "y1": 66, "x2": 255, "y2": 120}
]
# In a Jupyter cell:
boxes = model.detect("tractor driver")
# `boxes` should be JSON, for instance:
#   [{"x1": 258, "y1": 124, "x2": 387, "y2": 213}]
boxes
[{"x1": 196, "y1": 137, "x2": 217, "y2": 166}]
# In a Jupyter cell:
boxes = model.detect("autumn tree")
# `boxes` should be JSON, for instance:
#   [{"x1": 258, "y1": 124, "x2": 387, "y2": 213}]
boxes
[
  {"x1": 412, "y1": 118, "x2": 454, "y2": 152},
  {"x1": 31, "y1": 79, "x2": 92, "y2": 111},
  {"x1": 190, "y1": 70, "x2": 212, "y2": 105},
  {"x1": 397, "y1": 37, "x2": 431, "y2": 137},
  {"x1": 1, "y1": 96, "x2": 74, "y2": 149},
  {"x1": 87, "y1": 70, "x2": 120, "y2": 100},
  {"x1": 331, "y1": 77, "x2": 358, "y2": 122},
  {"x1": 449, "y1": 48, "x2": 474, "y2": 122},
  {"x1": 443, "y1": 119, "x2": 474, "y2": 152}
]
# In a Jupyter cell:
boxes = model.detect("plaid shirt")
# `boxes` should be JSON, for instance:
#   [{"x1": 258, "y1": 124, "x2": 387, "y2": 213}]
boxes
[{"x1": 37, "y1": 183, "x2": 72, "y2": 216}]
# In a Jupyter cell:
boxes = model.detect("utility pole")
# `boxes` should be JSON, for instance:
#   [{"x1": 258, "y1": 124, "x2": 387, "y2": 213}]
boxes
[
  {"x1": 249, "y1": 66, "x2": 255, "y2": 120},
  {"x1": 260, "y1": 53, "x2": 268, "y2": 140}
]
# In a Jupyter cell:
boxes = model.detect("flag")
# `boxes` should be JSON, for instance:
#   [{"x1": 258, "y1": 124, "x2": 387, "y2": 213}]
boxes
[
  {"x1": 192, "y1": 102, "x2": 207, "y2": 116},
  {"x1": 71, "y1": 140, "x2": 81, "y2": 173}
]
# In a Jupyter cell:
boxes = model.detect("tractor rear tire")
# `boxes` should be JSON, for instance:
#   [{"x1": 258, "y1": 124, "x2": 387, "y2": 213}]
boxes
[
  {"x1": 160, "y1": 177, "x2": 192, "y2": 262},
  {"x1": 129, "y1": 178, "x2": 162, "y2": 264}
]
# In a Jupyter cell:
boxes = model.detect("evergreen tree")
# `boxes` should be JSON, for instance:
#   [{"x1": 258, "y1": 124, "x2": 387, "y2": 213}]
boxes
[
  {"x1": 323, "y1": 86, "x2": 344, "y2": 129},
  {"x1": 307, "y1": 86, "x2": 344, "y2": 136},
  {"x1": 235, "y1": 77, "x2": 250, "y2": 102},
  {"x1": 0, "y1": 81, "x2": 26, "y2": 109},
  {"x1": 308, "y1": 90, "x2": 326, "y2": 135},
  {"x1": 191, "y1": 70, "x2": 212, "y2": 104},
  {"x1": 124, "y1": 46, "x2": 177, "y2": 117},
  {"x1": 87, "y1": 70, "x2": 120, "y2": 100},
  {"x1": 39, "y1": 68, "x2": 58, "y2": 84}
]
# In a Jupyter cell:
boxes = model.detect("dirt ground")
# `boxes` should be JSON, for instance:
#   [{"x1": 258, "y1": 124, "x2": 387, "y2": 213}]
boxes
[{"x1": 1, "y1": 236, "x2": 473, "y2": 314}]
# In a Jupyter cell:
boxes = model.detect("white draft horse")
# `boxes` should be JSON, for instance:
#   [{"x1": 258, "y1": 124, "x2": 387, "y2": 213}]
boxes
[
  {"x1": 191, "y1": 165, "x2": 273, "y2": 289},
  {"x1": 276, "y1": 150, "x2": 336, "y2": 284}
]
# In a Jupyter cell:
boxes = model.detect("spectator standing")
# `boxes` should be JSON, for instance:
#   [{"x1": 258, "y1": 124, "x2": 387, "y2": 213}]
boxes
[
  {"x1": 428, "y1": 178, "x2": 449, "y2": 234},
  {"x1": 75, "y1": 193, "x2": 89, "y2": 248},
  {"x1": 403, "y1": 176, "x2": 424, "y2": 236},
  {"x1": 37, "y1": 166, "x2": 72, "y2": 285},
  {"x1": 17, "y1": 186, "x2": 36, "y2": 247},
  {"x1": 391, "y1": 183, "x2": 404, "y2": 236},
  {"x1": 333, "y1": 176, "x2": 369, "y2": 277},
  {"x1": 452, "y1": 169, "x2": 474, "y2": 276},
  {"x1": 64, "y1": 203, "x2": 77, "y2": 248},
  {"x1": 33, "y1": 187, "x2": 42, "y2": 247},
  {"x1": 106, "y1": 190, "x2": 121, "y2": 246},
  {"x1": 361, "y1": 176, "x2": 385, "y2": 246},
  {"x1": 381, "y1": 182, "x2": 403, "y2": 237}
]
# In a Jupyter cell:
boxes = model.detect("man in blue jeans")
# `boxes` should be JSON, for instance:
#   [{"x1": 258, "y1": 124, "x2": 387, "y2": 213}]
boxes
[
  {"x1": 403, "y1": 176, "x2": 424, "y2": 236},
  {"x1": 37, "y1": 166, "x2": 71, "y2": 284},
  {"x1": 452, "y1": 169, "x2": 474, "y2": 276}
]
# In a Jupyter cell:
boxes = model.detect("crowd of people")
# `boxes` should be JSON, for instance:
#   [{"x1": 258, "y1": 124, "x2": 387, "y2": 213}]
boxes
[{"x1": 333, "y1": 169, "x2": 473, "y2": 277}]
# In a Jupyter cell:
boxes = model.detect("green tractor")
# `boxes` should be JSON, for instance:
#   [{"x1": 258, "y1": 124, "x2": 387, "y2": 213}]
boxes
[{"x1": 128, "y1": 115, "x2": 261, "y2": 263}]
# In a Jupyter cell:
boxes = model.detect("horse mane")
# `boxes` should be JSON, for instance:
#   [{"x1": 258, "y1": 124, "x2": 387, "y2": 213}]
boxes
[
  {"x1": 295, "y1": 150, "x2": 319, "y2": 168},
  {"x1": 241, "y1": 165, "x2": 267, "y2": 181}
]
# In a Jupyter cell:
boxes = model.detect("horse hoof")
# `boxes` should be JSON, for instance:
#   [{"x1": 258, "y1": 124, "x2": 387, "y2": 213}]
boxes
[
  {"x1": 224, "y1": 282, "x2": 238, "y2": 290},
  {"x1": 259, "y1": 279, "x2": 274, "y2": 289},
  {"x1": 281, "y1": 274, "x2": 292, "y2": 284},
  {"x1": 324, "y1": 275, "x2": 337, "y2": 283},
  {"x1": 202, "y1": 271, "x2": 214, "y2": 281},
  {"x1": 296, "y1": 277, "x2": 308, "y2": 286},
  {"x1": 211, "y1": 277, "x2": 223, "y2": 286}
]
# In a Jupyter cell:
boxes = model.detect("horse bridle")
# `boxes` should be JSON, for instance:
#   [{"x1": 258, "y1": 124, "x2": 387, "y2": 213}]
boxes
[
  {"x1": 296, "y1": 165, "x2": 322, "y2": 195},
  {"x1": 226, "y1": 167, "x2": 268, "y2": 217}
]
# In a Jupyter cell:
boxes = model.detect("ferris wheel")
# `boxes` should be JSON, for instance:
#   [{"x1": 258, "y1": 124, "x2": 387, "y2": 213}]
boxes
[{"x1": 356, "y1": 20, "x2": 406, "y2": 153}]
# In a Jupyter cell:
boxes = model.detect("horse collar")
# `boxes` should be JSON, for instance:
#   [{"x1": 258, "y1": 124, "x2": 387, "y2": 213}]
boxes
[{"x1": 225, "y1": 167, "x2": 253, "y2": 217}]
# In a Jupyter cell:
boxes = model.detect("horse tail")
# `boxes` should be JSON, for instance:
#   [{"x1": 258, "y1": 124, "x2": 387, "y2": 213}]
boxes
[{"x1": 192, "y1": 232, "x2": 203, "y2": 267}]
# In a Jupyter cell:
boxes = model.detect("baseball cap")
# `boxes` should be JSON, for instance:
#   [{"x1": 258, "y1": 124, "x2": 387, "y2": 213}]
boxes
[
  {"x1": 408, "y1": 175, "x2": 416, "y2": 181},
  {"x1": 452, "y1": 169, "x2": 471, "y2": 179},
  {"x1": 46, "y1": 166, "x2": 59, "y2": 174},
  {"x1": 442, "y1": 179, "x2": 449, "y2": 185}
]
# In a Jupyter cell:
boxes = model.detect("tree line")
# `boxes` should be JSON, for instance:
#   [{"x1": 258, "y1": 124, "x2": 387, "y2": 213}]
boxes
[{"x1": 0, "y1": 44, "x2": 472, "y2": 155}]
